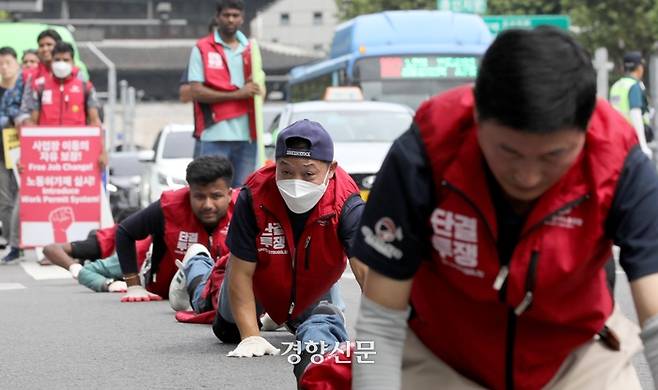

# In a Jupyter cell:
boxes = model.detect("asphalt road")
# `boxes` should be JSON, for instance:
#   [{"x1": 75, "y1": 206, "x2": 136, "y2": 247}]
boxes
[{"x1": 0, "y1": 248, "x2": 652, "y2": 389}]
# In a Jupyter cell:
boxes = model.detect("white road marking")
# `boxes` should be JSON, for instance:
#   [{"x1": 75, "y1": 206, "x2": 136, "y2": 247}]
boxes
[
  {"x1": 0, "y1": 283, "x2": 26, "y2": 291},
  {"x1": 20, "y1": 262, "x2": 72, "y2": 280}
]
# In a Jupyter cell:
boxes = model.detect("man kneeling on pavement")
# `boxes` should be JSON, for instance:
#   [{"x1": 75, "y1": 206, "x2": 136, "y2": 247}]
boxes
[
  {"x1": 116, "y1": 155, "x2": 234, "y2": 301},
  {"x1": 173, "y1": 120, "x2": 367, "y2": 383}
]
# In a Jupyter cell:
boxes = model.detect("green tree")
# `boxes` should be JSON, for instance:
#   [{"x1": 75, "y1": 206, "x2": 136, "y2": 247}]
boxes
[
  {"x1": 335, "y1": 0, "x2": 435, "y2": 20},
  {"x1": 563, "y1": 0, "x2": 658, "y2": 72}
]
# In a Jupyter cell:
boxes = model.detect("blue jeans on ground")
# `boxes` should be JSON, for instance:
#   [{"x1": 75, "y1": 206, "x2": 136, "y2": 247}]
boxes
[
  {"x1": 215, "y1": 259, "x2": 349, "y2": 349},
  {"x1": 197, "y1": 140, "x2": 256, "y2": 188},
  {"x1": 183, "y1": 254, "x2": 215, "y2": 313}
]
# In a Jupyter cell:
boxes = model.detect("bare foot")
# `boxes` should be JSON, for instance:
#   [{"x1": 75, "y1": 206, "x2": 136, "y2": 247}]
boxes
[{"x1": 38, "y1": 258, "x2": 52, "y2": 266}]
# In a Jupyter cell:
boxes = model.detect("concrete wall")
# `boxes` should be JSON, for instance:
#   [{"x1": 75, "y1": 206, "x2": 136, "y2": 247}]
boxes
[{"x1": 251, "y1": 0, "x2": 338, "y2": 54}]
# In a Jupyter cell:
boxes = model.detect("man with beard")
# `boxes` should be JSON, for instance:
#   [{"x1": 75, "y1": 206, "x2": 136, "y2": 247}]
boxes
[{"x1": 188, "y1": 0, "x2": 262, "y2": 187}]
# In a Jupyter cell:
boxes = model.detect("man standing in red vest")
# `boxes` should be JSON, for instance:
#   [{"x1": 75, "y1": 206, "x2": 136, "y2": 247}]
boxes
[
  {"x1": 116, "y1": 156, "x2": 235, "y2": 302},
  {"x1": 25, "y1": 42, "x2": 101, "y2": 127},
  {"x1": 348, "y1": 28, "x2": 658, "y2": 390},
  {"x1": 214, "y1": 120, "x2": 367, "y2": 384},
  {"x1": 188, "y1": 0, "x2": 262, "y2": 188}
]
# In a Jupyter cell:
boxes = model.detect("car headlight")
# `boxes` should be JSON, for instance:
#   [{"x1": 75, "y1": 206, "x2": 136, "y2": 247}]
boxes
[
  {"x1": 361, "y1": 175, "x2": 376, "y2": 190},
  {"x1": 157, "y1": 172, "x2": 187, "y2": 187}
]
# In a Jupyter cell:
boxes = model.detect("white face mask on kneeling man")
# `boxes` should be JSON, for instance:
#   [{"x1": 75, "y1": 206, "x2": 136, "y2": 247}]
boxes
[
  {"x1": 274, "y1": 119, "x2": 335, "y2": 214},
  {"x1": 277, "y1": 168, "x2": 330, "y2": 214}
]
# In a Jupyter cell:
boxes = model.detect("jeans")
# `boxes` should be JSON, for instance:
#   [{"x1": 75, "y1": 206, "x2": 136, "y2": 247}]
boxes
[
  {"x1": 197, "y1": 140, "x2": 256, "y2": 188},
  {"x1": 0, "y1": 161, "x2": 17, "y2": 245},
  {"x1": 214, "y1": 259, "x2": 349, "y2": 359},
  {"x1": 78, "y1": 255, "x2": 123, "y2": 292},
  {"x1": 182, "y1": 254, "x2": 215, "y2": 313}
]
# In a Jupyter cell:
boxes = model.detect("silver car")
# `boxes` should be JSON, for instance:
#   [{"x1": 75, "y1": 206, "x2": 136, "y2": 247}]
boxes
[{"x1": 138, "y1": 124, "x2": 195, "y2": 208}]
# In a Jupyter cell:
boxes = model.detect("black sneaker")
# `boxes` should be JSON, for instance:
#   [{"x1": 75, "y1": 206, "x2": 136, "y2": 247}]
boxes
[{"x1": 1, "y1": 247, "x2": 21, "y2": 264}]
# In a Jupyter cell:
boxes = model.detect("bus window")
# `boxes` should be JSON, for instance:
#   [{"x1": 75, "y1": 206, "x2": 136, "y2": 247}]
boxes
[{"x1": 289, "y1": 73, "x2": 333, "y2": 102}]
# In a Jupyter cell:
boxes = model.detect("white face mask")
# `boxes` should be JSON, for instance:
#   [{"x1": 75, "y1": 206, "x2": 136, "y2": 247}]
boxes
[
  {"x1": 277, "y1": 169, "x2": 331, "y2": 214},
  {"x1": 52, "y1": 61, "x2": 72, "y2": 79}
]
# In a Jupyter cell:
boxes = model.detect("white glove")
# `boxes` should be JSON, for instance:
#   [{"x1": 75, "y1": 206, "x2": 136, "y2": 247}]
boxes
[
  {"x1": 68, "y1": 263, "x2": 83, "y2": 279},
  {"x1": 227, "y1": 336, "x2": 280, "y2": 357},
  {"x1": 120, "y1": 285, "x2": 162, "y2": 302},
  {"x1": 108, "y1": 280, "x2": 128, "y2": 293}
]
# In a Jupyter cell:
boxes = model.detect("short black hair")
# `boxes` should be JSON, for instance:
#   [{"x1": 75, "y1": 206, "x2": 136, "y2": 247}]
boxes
[
  {"x1": 474, "y1": 27, "x2": 596, "y2": 133},
  {"x1": 186, "y1": 155, "x2": 234, "y2": 187},
  {"x1": 0, "y1": 46, "x2": 17, "y2": 58},
  {"x1": 216, "y1": 0, "x2": 244, "y2": 13},
  {"x1": 37, "y1": 29, "x2": 62, "y2": 44},
  {"x1": 22, "y1": 48, "x2": 37, "y2": 59},
  {"x1": 52, "y1": 41, "x2": 75, "y2": 58}
]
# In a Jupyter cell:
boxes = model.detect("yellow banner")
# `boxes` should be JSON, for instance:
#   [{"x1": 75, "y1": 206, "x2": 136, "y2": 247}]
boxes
[{"x1": 2, "y1": 128, "x2": 19, "y2": 169}]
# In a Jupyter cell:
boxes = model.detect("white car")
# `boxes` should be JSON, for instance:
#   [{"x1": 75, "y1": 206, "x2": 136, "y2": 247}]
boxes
[
  {"x1": 267, "y1": 100, "x2": 414, "y2": 199},
  {"x1": 138, "y1": 124, "x2": 195, "y2": 208}
]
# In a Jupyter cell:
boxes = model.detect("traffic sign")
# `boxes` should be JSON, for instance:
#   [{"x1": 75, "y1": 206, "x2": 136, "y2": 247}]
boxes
[
  {"x1": 483, "y1": 15, "x2": 570, "y2": 35},
  {"x1": 437, "y1": 0, "x2": 487, "y2": 14}
]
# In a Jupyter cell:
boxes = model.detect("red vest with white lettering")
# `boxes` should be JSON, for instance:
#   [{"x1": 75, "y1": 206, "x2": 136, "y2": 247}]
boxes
[
  {"x1": 193, "y1": 34, "x2": 255, "y2": 140},
  {"x1": 35, "y1": 67, "x2": 89, "y2": 126},
  {"x1": 411, "y1": 85, "x2": 638, "y2": 389},
  {"x1": 154, "y1": 187, "x2": 233, "y2": 298},
  {"x1": 246, "y1": 164, "x2": 359, "y2": 325},
  {"x1": 176, "y1": 192, "x2": 240, "y2": 324},
  {"x1": 96, "y1": 225, "x2": 151, "y2": 269}
]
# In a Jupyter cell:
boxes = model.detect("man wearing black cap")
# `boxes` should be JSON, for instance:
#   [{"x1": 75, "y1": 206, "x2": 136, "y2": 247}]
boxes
[
  {"x1": 610, "y1": 51, "x2": 653, "y2": 157},
  {"x1": 214, "y1": 119, "x2": 366, "y2": 381}
]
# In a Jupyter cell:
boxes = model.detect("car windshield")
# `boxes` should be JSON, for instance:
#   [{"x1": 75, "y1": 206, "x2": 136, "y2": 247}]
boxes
[
  {"x1": 359, "y1": 79, "x2": 468, "y2": 109},
  {"x1": 109, "y1": 154, "x2": 143, "y2": 176},
  {"x1": 162, "y1": 131, "x2": 195, "y2": 159},
  {"x1": 289, "y1": 109, "x2": 412, "y2": 142}
]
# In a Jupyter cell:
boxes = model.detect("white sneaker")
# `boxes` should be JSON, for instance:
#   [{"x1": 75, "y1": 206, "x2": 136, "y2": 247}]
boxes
[
  {"x1": 168, "y1": 268, "x2": 190, "y2": 311},
  {"x1": 181, "y1": 243, "x2": 211, "y2": 267},
  {"x1": 260, "y1": 313, "x2": 283, "y2": 331},
  {"x1": 168, "y1": 244, "x2": 211, "y2": 312}
]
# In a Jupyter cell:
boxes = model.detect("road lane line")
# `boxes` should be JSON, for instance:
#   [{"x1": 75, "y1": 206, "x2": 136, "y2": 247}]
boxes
[
  {"x1": 20, "y1": 262, "x2": 72, "y2": 280},
  {"x1": 0, "y1": 283, "x2": 26, "y2": 290}
]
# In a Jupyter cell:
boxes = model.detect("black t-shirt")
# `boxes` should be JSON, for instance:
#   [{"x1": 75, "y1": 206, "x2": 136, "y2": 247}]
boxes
[
  {"x1": 116, "y1": 200, "x2": 169, "y2": 274},
  {"x1": 226, "y1": 186, "x2": 365, "y2": 262},
  {"x1": 352, "y1": 126, "x2": 658, "y2": 282}
]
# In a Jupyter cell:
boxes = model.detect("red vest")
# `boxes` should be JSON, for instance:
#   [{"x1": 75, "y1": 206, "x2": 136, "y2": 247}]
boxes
[
  {"x1": 410, "y1": 86, "x2": 638, "y2": 389},
  {"x1": 193, "y1": 34, "x2": 256, "y2": 140},
  {"x1": 96, "y1": 225, "x2": 151, "y2": 269},
  {"x1": 246, "y1": 164, "x2": 359, "y2": 325},
  {"x1": 96, "y1": 225, "x2": 118, "y2": 259},
  {"x1": 35, "y1": 67, "x2": 89, "y2": 126},
  {"x1": 176, "y1": 191, "x2": 240, "y2": 324},
  {"x1": 154, "y1": 187, "x2": 233, "y2": 298}
]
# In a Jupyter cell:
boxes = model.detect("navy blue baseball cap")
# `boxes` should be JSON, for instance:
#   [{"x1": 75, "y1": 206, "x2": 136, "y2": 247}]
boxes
[
  {"x1": 275, "y1": 119, "x2": 334, "y2": 162},
  {"x1": 624, "y1": 52, "x2": 645, "y2": 68}
]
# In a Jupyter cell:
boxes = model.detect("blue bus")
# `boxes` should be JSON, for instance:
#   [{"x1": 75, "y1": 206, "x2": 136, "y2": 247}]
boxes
[{"x1": 287, "y1": 10, "x2": 493, "y2": 109}]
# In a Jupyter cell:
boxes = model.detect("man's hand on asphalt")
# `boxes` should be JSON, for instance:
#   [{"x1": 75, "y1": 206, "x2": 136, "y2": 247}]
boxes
[
  {"x1": 120, "y1": 285, "x2": 162, "y2": 302},
  {"x1": 227, "y1": 336, "x2": 280, "y2": 357}
]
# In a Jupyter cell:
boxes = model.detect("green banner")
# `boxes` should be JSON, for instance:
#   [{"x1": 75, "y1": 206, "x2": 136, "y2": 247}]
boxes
[{"x1": 483, "y1": 15, "x2": 570, "y2": 35}]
